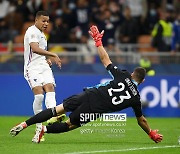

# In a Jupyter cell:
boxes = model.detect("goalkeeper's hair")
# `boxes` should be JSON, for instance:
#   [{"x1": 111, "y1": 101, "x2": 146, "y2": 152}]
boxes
[
  {"x1": 133, "y1": 67, "x2": 146, "y2": 83},
  {"x1": 36, "y1": 11, "x2": 49, "y2": 18}
]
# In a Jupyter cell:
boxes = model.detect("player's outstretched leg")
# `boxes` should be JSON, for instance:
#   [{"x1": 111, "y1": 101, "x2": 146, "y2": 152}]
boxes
[
  {"x1": 10, "y1": 122, "x2": 27, "y2": 137},
  {"x1": 10, "y1": 105, "x2": 66, "y2": 142},
  {"x1": 10, "y1": 108, "x2": 57, "y2": 137}
]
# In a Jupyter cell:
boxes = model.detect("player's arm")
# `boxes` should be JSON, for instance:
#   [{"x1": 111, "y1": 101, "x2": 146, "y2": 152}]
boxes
[
  {"x1": 30, "y1": 42, "x2": 61, "y2": 68},
  {"x1": 97, "y1": 46, "x2": 112, "y2": 67},
  {"x1": 30, "y1": 42, "x2": 56, "y2": 57},
  {"x1": 89, "y1": 25, "x2": 112, "y2": 67},
  {"x1": 46, "y1": 58, "x2": 52, "y2": 67},
  {"x1": 132, "y1": 105, "x2": 150, "y2": 134},
  {"x1": 136, "y1": 115, "x2": 163, "y2": 143},
  {"x1": 136, "y1": 115, "x2": 150, "y2": 134},
  {"x1": 133, "y1": 104, "x2": 163, "y2": 143}
]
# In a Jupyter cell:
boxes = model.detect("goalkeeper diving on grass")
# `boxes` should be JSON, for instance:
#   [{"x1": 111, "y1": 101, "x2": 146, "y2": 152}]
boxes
[{"x1": 10, "y1": 25, "x2": 163, "y2": 144}]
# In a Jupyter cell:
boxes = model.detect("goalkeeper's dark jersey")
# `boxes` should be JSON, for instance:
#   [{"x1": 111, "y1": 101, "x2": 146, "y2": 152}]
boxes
[{"x1": 85, "y1": 64, "x2": 142, "y2": 117}]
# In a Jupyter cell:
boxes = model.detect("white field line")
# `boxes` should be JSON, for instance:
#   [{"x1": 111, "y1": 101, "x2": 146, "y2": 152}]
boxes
[{"x1": 65, "y1": 145, "x2": 180, "y2": 154}]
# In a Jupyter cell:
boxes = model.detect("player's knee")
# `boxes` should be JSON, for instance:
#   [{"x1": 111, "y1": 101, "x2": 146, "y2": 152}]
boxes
[
  {"x1": 45, "y1": 92, "x2": 56, "y2": 108},
  {"x1": 44, "y1": 83, "x2": 55, "y2": 92},
  {"x1": 32, "y1": 87, "x2": 44, "y2": 95}
]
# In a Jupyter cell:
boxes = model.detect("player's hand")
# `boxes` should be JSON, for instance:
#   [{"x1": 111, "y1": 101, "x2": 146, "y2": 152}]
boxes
[
  {"x1": 89, "y1": 25, "x2": 104, "y2": 47},
  {"x1": 51, "y1": 53, "x2": 61, "y2": 68},
  {"x1": 149, "y1": 129, "x2": 163, "y2": 143},
  {"x1": 46, "y1": 59, "x2": 52, "y2": 67}
]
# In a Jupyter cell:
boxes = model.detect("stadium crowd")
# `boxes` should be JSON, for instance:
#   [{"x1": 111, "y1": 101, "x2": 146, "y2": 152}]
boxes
[{"x1": 0, "y1": 0, "x2": 179, "y2": 64}]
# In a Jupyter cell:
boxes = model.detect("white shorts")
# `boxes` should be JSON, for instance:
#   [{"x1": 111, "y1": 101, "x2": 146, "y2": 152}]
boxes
[{"x1": 24, "y1": 62, "x2": 56, "y2": 89}]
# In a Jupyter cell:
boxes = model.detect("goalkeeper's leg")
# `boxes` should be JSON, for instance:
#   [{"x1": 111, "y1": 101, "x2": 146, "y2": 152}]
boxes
[
  {"x1": 45, "y1": 119, "x2": 78, "y2": 134},
  {"x1": 10, "y1": 104, "x2": 65, "y2": 136}
]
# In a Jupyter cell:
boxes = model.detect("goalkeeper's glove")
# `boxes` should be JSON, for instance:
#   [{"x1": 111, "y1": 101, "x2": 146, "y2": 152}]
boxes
[
  {"x1": 89, "y1": 25, "x2": 104, "y2": 47},
  {"x1": 149, "y1": 129, "x2": 163, "y2": 143}
]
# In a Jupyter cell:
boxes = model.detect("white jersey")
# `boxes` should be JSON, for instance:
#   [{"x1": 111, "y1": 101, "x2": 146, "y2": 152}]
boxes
[
  {"x1": 23, "y1": 25, "x2": 56, "y2": 89},
  {"x1": 24, "y1": 25, "x2": 47, "y2": 71}
]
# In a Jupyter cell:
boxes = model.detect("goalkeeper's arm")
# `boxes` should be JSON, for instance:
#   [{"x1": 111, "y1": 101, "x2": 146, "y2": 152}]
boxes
[
  {"x1": 89, "y1": 25, "x2": 112, "y2": 67},
  {"x1": 136, "y1": 115, "x2": 163, "y2": 143},
  {"x1": 97, "y1": 46, "x2": 112, "y2": 67},
  {"x1": 136, "y1": 115, "x2": 150, "y2": 134}
]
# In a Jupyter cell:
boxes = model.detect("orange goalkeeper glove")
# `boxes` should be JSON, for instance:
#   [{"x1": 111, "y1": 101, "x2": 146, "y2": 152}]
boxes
[
  {"x1": 89, "y1": 25, "x2": 104, "y2": 47},
  {"x1": 149, "y1": 129, "x2": 163, "y2": 143}
]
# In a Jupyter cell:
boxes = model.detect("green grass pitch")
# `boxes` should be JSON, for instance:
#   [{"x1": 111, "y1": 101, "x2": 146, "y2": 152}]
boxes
[{"x1": 0, "y1": 116, "x2": 180, "y2": 154}]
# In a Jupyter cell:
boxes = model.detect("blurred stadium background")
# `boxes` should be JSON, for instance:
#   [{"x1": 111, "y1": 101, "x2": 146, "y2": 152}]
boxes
[
  {"x1": 0, "y1": 0, "x2": 180, "y2": 153},
  {"x1": 0, "y1": 0, "x2": 179, "y2": 117}
]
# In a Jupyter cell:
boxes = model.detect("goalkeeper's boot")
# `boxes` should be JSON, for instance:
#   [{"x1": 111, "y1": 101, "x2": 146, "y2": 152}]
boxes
[
  {"x1": 10, "y1": 122, "x2": 27, "y2": 137},
  {"x1": 47, "y1": 114, "x2": 66, "y2": 125},
  {"x1": 32, "y1": 125, "x2": 44, "y2": 143}
]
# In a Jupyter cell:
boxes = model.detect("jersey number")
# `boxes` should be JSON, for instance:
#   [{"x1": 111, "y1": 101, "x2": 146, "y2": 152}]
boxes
[{"x1": 108, "y1": 82, "x2": 131, "y2": 105}]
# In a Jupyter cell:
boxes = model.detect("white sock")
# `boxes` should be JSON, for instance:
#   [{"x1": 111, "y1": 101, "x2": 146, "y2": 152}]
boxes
[
  {"x1": 45, "y1": 92, "x2": 56, "y2": 108},
  {"x1": 33, "y1": 94, "x2": 44, "y2": 128}
]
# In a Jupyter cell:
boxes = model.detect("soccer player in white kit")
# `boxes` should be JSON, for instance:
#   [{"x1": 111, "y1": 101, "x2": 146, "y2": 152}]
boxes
[{"x1": 24, "y1": 11, "x2": 61, "y2": 142}]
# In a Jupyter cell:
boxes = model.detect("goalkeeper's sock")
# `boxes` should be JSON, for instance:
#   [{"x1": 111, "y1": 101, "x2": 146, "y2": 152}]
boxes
[
  {"x1": 46, "y1": 122, "x2": 69, "y2": 133},
  {"x1": 26, "y1": 108, "x2": 57, "y2": 126}
]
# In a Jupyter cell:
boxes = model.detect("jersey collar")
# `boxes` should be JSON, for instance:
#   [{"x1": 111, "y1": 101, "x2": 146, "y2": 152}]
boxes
[{"x1": 132, "y1": 80, "x2": 138, "y2": 86}]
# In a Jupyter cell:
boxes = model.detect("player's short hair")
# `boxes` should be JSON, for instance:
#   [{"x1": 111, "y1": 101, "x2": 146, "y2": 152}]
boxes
[
  {"x1": 35, "y1": 11, "x2": 49, "y2": 18},
  {"x1": 133, "y1": 67, "x2": 146, "y2": 83}
]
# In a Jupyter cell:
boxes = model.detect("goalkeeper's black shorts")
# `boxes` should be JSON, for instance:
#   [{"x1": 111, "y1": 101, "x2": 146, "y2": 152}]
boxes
[{"x1": 63, "y1": 91, "x2": 102, "y2": 126}]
